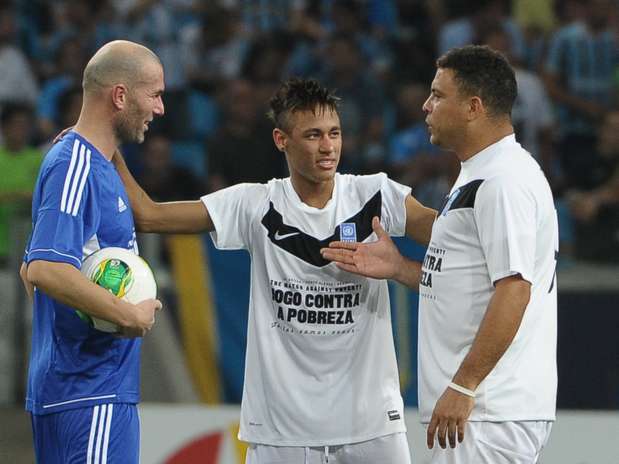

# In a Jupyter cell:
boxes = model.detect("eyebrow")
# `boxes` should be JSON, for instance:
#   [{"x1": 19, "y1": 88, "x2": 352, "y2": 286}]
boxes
[{"x1": 302, "y1": 126, "x2": 340, "y2": 134}]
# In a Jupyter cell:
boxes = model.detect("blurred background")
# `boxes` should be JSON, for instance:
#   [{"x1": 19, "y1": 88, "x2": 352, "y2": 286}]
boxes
[{"x1": 0, "y1": 0, "x2": 617, "y2": 462}]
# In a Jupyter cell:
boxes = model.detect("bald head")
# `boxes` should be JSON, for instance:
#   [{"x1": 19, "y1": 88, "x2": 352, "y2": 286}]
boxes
[{"x1": 83, "y1": 40, "x2": 161, "y2": 95}]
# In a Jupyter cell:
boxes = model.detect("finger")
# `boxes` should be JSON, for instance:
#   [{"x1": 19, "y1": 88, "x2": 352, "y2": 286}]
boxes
[
  {"x1": 334, "y1": 262, "x2": 362, "y2": 275},
  {"x1": 371, "y1": 216, "x2": 388, "y2": 239},
  {"x1": 427, "y1": 416, "x2": 438, "y2": 449},
  {"x1": 457, "y1": 419, "x2": 466, "y2": 443},
  {"x1": 437, "y1": 418, "x2": 448, "y2": 449},
  {"x1": 328, "y1": 240, "x2": 359, "y2": 250},
  {"x1": 448, "y1": 420, "x2": 457, "y2": 449},
  {"x1": 321, "y1": 249, "x2": 355, "y2": 265},
  {"x1": 154, "y1": 299, "x2": 163, "y2": 311}
]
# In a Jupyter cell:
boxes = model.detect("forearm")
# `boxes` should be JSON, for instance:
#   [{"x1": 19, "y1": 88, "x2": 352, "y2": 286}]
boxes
[
  {"x1": 405, "y1": 195, "x2": 437, "y2": 246},
  {"x1": 452, "y1": 276, "x2": 531, "y2": 390},
  {"x1": 27, "y1": 260, "x2": 138, "y2": 328},
  {"x1": 140, "y1": 201, "x2": 213, "y2": 233},
  {"x1": 393, "y1": 257, "x2": 423, "y2": 290},
  {"x1": 113, "y1": 150, "x2": 213, "y2": 233}
]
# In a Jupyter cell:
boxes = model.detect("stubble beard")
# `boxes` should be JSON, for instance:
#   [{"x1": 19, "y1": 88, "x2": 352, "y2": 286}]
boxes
[{"x1": 114, "y1": 101, "x2": 146, "y2": 145}]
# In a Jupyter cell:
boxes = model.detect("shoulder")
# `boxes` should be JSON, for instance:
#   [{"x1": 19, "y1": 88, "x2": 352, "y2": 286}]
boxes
[
  {"x1": 477, "y1": 153, "x2": 542, "y2": 203},
  {"x1": 206, "y1": 181, "x2": 271, "y2": 204},
  {"x1": 338, "y1": 172, "x2": 388, "y2": 191},
  {"x1": 39, "y1": 134, "x2": 101, "y2": 193}
]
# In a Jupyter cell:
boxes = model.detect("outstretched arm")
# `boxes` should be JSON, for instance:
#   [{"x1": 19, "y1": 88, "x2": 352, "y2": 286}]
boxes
[
  {"x1": 321, "y1": 217, "x2": 422, "y2": 288},
  {"x1": 112, "y1": 150, "x2": 214, "y2": 234}
]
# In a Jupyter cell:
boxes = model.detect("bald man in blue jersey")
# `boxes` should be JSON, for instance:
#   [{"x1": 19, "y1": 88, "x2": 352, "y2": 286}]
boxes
[{"x1": 19, "y1": 40, "x2": 164, "y2": 464}]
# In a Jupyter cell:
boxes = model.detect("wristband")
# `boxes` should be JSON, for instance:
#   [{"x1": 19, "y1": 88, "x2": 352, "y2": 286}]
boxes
[{"x1": 448, "y1": 382, "x2": 476, "y2": 398}]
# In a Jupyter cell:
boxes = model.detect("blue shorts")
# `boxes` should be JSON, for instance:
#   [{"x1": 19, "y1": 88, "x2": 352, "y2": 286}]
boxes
[{"x1": 31, "y1": 403, "x2": 139, "y2": 464}]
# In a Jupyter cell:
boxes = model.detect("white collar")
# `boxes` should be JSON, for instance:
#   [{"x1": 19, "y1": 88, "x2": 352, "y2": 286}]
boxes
[{"x1": 461, "y1": 134, "x2": 516, "y2": 175}]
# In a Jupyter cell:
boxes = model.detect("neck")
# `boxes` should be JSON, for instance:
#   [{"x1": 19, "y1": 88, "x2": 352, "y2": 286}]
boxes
[
  {"x1": 73, "y1": 103, "x2": 118, "y2": 160},
  {"x1": 454, "y1": 121, "x2": 514, "y2": 162},
  {"x1": 290, "y1": 174, "x2": 335, "y2": 209}
]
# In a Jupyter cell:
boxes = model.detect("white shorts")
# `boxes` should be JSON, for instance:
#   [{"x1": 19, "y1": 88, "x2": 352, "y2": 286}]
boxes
[
  {"x1": 428, "y1": 421, "x2": 553, "y2": 464},
  {"x1": 245, "y1": 432, "x2": 411, "y2": 464}
]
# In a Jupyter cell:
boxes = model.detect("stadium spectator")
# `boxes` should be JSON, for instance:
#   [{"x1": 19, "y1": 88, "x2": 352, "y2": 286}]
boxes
[
  {"x1": 543, "y1": 0, "x2": 619, "y2": 190},
  {"x1": 0, "y1": 4, "x2": 38, "y2": 105},
  {"x1": 0, "y1": 103, "x2": 41, "y2": 261},
  {"x1": 568, "y1": 110, "x2": 619, "y2": 261},
  {"x1": 387, "y1": 81, "x2": 454, "y2": 209},
  {"x1": 137, "y1": 133, "x2": 204, "y2": 202},
  {"x1": 206, "y1": 79, "x2": 286, "y2": 192}
]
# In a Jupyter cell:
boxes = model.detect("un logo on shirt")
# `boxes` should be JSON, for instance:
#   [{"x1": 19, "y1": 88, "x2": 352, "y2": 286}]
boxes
[{"x1": 340, "y1": 223, "x2": 357, "y2": 242}]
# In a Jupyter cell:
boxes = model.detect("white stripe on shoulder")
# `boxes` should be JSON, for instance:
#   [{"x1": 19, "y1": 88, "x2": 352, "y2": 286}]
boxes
[
  {"x1": 101, "y1": 404, "x2": 114, "y2": 463},
  {"x1": 71, "y1": 147, "x2": 91, "y2": 216},
  {"x1": 60, "y1": 139, "x2": 80, "y2": 213},
  {"x1": 87, "y1": 405, "x2": 100, "y2": 464},
  {"x1": 27, "y1": 248, "x2": 81, "y2": 267},
  {"x1": 94, "y1": 404, "x2": 107, "y2": 464},
  {"x1": 65, "y1": 142, "x2": 86, "y2": 215}
]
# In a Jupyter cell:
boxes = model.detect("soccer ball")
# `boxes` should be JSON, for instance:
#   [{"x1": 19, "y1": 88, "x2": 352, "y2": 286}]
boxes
[{"x1": 77, "y1": 247, "x2": 157, "y2": 333}]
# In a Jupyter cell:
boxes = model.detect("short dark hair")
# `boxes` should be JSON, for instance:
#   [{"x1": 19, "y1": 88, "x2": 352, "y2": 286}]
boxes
[
  {"x1": 267, "y1": 78, "x2": 340, "y2": 131},
  {"x1": 436, "y1": 45, "x2": 517, "y2": 117}
]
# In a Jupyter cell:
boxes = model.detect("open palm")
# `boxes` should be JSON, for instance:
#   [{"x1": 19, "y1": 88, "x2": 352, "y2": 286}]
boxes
[{"x1": 321, "y1": 217, "x2": 402, "y2": 280}]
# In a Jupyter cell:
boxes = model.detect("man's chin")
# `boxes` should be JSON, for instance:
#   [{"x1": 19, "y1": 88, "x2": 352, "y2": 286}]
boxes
[{"x1": 122, "y1": 132, "x2": 145, "y2": 145}]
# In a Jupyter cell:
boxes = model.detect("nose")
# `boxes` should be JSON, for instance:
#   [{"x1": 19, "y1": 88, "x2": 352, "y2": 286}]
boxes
[
  {"x1": 422, "y1": 96, "x2": 431, "y2": 114},
  {"x1": 154, "y1": 96, "x2": 165, "y2": 117},
  {"x1": 319, "y1": 134, "x2": 334, "y2": 153}
]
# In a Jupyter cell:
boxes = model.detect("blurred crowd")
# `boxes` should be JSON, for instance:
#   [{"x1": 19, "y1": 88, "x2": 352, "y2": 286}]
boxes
[{"x1": 1, "y1": 0, "x2": 618, "y2": 263}]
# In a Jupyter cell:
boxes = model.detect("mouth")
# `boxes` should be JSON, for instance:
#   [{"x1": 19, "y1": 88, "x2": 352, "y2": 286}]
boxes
[{"x1": 317, "y1": 158, "x2": 337, "y2": 170}]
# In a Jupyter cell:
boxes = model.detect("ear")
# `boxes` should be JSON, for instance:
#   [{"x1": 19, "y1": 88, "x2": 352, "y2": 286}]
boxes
[
  {"x1": 272, "y1": 128, "x2": 287, "y2": 153},
  {"x1": 467, "y1": 96, "x2": 485, "y2": 121},
  {"x1": 111, "y1": 84, "x2": 128, "y2": 111}
]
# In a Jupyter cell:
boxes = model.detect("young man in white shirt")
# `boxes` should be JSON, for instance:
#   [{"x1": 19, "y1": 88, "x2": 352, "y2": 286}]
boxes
[
  {"x1": 323, "y1": 45, "x2": 558, "y2": 464},
  {"x1": 113, "y1": 78, "x2": 437, "y2": 463}
]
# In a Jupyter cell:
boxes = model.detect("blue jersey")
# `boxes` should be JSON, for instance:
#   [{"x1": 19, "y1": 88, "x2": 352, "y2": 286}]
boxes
[{"x1": 25, "y1": 131, "x2": 141, "y2": 415}]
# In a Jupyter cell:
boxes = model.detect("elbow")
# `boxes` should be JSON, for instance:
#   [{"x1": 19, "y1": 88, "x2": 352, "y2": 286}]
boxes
[
  {"x1": 517, "y1": 283, "x2": 531, "y2": 311},
  {"x1": 19, "y1": 262, "x2": 29, "y2": 281},
  {"x1": 131, "y1": 200, "x2": 159, "y2": 233},
  {"x1": 496, "y1": 274, "x2": 531, "y2": 311},
  {"x1": 26, "y1": 261, "x2": 45, "y2": 287}
]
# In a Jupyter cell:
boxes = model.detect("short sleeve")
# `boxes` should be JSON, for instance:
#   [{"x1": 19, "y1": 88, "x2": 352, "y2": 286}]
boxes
[
  {"x1": 474, "y1": 177, "x2": 536, "y2": 285},
  {"x1": 201, "y1": 183, "x2": 267, "y2": 250},
  {"x1": 380, "y1": 174, "x2": 411, "y2": 237},
  {"x1": 27, "y1": 157, "x2": 96, "y2": 268}
]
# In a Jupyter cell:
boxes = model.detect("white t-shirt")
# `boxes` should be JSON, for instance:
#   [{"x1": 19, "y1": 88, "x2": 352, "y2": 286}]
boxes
[
  {"x1": 201, "y1": 173, "x2": 410, "y2": 446},
  {"x1": 418, "y1": 134, "x2": 558, "y2": 423}
]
